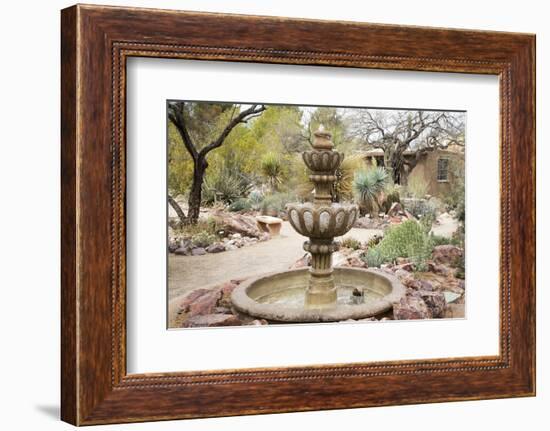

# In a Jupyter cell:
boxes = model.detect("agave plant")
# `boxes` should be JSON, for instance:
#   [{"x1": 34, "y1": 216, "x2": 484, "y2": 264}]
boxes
[{"x1": 353, "y1": 167, "x2": 389, "y2": 216}]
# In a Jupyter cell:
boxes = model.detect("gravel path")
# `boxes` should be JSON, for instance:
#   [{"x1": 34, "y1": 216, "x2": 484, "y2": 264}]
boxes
[
  {"x1": 168, "y1": 221, "x2": 383, "y2": 300},
  {"x1": 431, "y1": 213, "x2": 459, "y2": 238}
]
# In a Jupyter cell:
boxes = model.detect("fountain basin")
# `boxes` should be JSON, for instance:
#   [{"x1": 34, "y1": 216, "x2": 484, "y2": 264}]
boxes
[
  {"x1": 286, "y1": 202, "x2": 359, "y2": 239},
  {"x1": 231, "y1": 267, "x2": 406, "y2": 323}
]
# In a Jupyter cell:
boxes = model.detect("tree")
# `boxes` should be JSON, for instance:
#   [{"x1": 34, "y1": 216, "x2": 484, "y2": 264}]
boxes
[
  {"x1": 168, "y1": 101, "x2": 266, "y2": 225},
  {"x1": 350, "y1": 110, "x2": 465, "y2": 184},
  {"x1": 252, "y1": 105, "x2": 308, "y2": 154}
]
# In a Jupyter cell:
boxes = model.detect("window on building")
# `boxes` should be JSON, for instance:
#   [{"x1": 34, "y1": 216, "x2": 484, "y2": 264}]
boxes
[{"x1": 437, "y1": 158, "x2": 449, "y2": 182}]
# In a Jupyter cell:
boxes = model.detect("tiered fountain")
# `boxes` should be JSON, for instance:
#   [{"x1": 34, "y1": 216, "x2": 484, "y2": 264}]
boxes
[{"x1": 231, "y1": 128, "x2": 405, "y2": 322}]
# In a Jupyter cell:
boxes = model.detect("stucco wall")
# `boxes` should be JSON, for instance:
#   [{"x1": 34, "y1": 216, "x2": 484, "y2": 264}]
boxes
[{"x1": 407, "y1": 150, "x2": 464, "y2": 198}]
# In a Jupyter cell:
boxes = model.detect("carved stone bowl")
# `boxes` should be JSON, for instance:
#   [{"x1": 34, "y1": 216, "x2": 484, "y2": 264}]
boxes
[
  {"x1": 286, "y1": 202, "x2": 359, "y2": 239},
  {"x1": 302, "y1": 150, "x2": 344, "y2": 173}
]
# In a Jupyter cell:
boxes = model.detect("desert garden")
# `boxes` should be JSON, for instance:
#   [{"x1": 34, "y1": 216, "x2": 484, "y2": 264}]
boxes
[{"x1": 167, "y1": 101, "x2": 466, "y2": 328}]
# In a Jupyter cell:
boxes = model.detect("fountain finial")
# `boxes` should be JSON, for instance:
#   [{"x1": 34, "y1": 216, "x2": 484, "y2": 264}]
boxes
[{"x1": 312, "y1": 125, "x2": 333, "y2": 150}]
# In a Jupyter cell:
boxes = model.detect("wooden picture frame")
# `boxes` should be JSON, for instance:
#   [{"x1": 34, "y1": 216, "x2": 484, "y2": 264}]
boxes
[{"x1": 61, "y1": 4, "x2": 535, "y2": 425}]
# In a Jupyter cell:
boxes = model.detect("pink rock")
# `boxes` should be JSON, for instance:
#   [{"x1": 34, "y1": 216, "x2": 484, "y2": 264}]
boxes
[
  {"x1": 187, "y1": 289, "x2": 222, "y2": 317},
  {"x1": 401, "y1": 275, "x2": 422, "y2": 290},
  {"x1": 348, "y1": 256, "x2": 366, "y2": 268},
  {"x1": 416, "y1": 290, "x2": 447, "y2": 318},
  {"x1": 182, "y1": 314, "x2": 241, "y2": 328},
  {"x1": 433, "y1": 264, "x2": 452, "y2": 276},
  {"x1": 290, "y1": 253, "x2": 311, "y2": 269},
  {"x1": 221, "y1": 281, "x2": 238, "y2": 296},
  {"x1": 432, "y1": 245, "x2": 463, "y2": 265},
  {"x1": 178, "y1": 288, "x2": 211, "y2": 311},
  {"x1": 248, "y1": 319, "x2": 268, "y2": 326},
  {"x1": 394, "y1": 262, "x2": 415, "y2": 272},
  {"x1": 393, "y1": 295, "x2": 431, "y2": 320}
]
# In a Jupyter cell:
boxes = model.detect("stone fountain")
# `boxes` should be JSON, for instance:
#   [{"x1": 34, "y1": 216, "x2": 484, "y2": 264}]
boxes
[{"x1": 231, "y1": 128, "x2": 405, "y2": 322}]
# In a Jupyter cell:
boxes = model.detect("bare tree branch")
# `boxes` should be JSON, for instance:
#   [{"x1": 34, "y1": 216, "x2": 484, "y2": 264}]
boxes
[{"x1": 168, "y1": 102, "x2": 198, "y2": 162}]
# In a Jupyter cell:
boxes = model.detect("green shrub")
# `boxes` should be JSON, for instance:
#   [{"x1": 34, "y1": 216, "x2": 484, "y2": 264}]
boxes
[
  {"x1": 202, "y1": 166, "x2": 253, "y2": 205},
  {"x1": 179, "y1": 217, "x2": 222, "y2": 238},
  {"x1": 382, "y1": 189, "x2": 401, "y2": 213},
  {"x1": 405, "y1": 176, "x2": 429, "y2": 198},
  {"x1": 419, "y1": 210, "x2": 437, "y2": 234},
  {"x1": 366, "y1": 234, "x2": 383, "y2": 248},
  {"x1": 363, "y1": 248, "x2": 384, "y2": 268},
  {"x1": 429, "y1": 233, "x2": 461, "y2": 247},
  {"x1": 375, "y1": 220, "x2": 434, "y2": 269},
  {"x1": 402, "y1": 198, "x2": 436, "y2": 219},
  {"x1": 341, "y1": 237, "x2": 362, "y2": 250},
  {"x1": 190, "y1": 231, "x2": 218, "y2": 248},
  {"x1": 228, "y1": 197, "x2": 252, "y2": 212},
  {"x1": 247, "y1": 190, "x2": 264, "y2": 210},
  {"x1": 334, "y1": 155, "x2": 364, "y2": 202},
  {"x1": 260, "y1": 192, "x2": 296, "y2": 216}
]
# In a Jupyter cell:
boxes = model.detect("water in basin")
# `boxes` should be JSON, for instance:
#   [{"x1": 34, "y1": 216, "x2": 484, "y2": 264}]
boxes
[{"x1": 255, "y1": 284, "x2": 386, "y2": 307}]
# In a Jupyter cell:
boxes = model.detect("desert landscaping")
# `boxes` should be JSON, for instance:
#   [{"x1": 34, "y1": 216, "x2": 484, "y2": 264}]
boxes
[{"x1": 167, "y1": 101, "x2": 465, "y2": 328}]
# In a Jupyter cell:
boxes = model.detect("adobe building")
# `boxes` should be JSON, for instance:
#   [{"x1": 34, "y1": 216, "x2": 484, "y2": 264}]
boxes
[{"x1": 360, "y1": 144, "x2": 464, "y2": 198}]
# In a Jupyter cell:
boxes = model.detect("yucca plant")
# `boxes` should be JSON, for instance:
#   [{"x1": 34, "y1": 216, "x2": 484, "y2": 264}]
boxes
[
  {"x1": 353, "y1": 167, "x2": 389, "y2": 216},
  {"x1": 261, "y1": 152, "x2": 285, "y2": 192}
]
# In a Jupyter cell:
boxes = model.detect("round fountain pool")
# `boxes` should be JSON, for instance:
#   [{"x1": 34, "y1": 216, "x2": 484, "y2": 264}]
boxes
[{"x1": 231, "y1": 267, "x2": 406, "y2": 323}]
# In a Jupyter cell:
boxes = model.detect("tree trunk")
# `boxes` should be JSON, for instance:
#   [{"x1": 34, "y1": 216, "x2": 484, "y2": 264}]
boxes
[
  {"x1": 168, "y1": 195, "x2": 187, "y2": 226},
  {"x1": 186, "y1": 158, "x2": 208, "y2": 224},
  {"x1": 384, "y1": 149, "x2": 402, "y2": 184}
]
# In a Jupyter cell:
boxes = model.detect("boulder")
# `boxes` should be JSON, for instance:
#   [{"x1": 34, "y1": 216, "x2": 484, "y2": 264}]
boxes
[
  {"x1": 432, "y1": 245, "x2": 463, "y2": 265},
  {"x1": 348, "y1": 256, "x2": 366, "y2": 268},
  {"x1": 206, "y1": 243, "x2": 225, "y2": 253},
  {"x1": 187, "y1": 289, "x2": 222, "y2": 317},
  {"x1": 218, "y1": 281, "x2": 238, "y2": 307},
  {"x1": 212, "y1": 211, "x2": 262, "y2": 238},
  {"x1": 290, "y1": 253, "x2": 311, "y2": 269},
  {"x1": 182, "y1": 314, "x2": 241, "y2": 328},
  {"x1": 432, "y1": 263, "x2": 452, "y2": 276},
  {"x1": 417, "y1": 290, "x2": 447, "y2": 318},
  {"x1": 443, "y1": 303, "x2": 465, "y2": 319},
  {"x1": 168, "y1": 240, "x2": 180, "y2": 253},
  {"x1": 394, "y1": 261, "x2": 415, "y2": 272},
  {"x1": 387, "y1": 202, "x2": 404, "y2": 217},
  {"x1": 179, "y1": 288, "x2": 211, "y2": 311},
  {"x1": 402, "y1": 277, "x2": 422, "y2": 290},
  {"x1": 394, "y1": 269, "x2": 412, "y2": 281},
  {"x1": 247, "y1": 319, "x2": 269, "y2": 326},
  {"x1": 191, "y1": 247, "x2": 207, "y2": 256},
  {"x1": 174, "y1": 246, "x2": 192, "y2": 256},
  {"x1": 393, "y1": 295, "x2": 431, "y2": 320}
]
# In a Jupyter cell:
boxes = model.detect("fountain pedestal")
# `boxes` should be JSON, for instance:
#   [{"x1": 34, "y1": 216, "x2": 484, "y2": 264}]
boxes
[
  {"x1": 304, "y1": 239, "x2": 339, "y2": 307},
  {"x1": 291, "y1": 128, "x2": 357, "y2": 309}
]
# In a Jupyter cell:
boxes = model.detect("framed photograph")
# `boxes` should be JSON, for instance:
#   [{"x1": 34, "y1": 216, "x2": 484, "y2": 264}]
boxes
[{"x1": 61, "y1": 4, "x2": 535, "y2": 425}]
